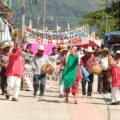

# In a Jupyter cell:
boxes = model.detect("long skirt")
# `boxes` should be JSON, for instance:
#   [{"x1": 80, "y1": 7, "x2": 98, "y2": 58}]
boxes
[
  {"x1": 64, "y1": 67, "x2": 82, "y2": 95},
  {"x1": 65, "y1": 79, "x2": 79, "y2": 95}
]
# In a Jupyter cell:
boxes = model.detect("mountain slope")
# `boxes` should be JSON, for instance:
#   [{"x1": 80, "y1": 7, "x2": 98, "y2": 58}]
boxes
[{"x1": 12, "y1": 0, "x2": 102, "y2": 29}]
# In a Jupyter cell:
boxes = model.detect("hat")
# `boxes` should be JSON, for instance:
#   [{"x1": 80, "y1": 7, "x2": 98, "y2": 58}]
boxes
[
  {"x1": 103, "y1": 47, "x2": 109, "y2": 51},
  {"x1": 1, "y1": 42, "x2": 11, "y2": 49},
  {"x1": 38, "y1": 45, "x2": 44, "y2": 51},
  {"x1": 85, "y1": 47, "x2": 94, "y2": 53},
  {"x1": 60, "y1": 45, "x2": 68, "y2": 53},
  {"x1": 115, "y1": 50, "x2": 120, "y2": 54},
  {"x1": 41, "y1": 64, "x2": 54, "y2": 74},
  {"x1": 102, "y1": 47, "x2": 109, "y2": 54}
]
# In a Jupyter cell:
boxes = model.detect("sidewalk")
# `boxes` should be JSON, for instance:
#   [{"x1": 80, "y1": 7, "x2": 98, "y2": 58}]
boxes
[{"x1": 0, "y1": 91, "x2": 110, "y2": 120}]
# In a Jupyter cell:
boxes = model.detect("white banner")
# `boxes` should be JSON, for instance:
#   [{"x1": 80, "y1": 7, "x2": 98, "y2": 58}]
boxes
[
  {"x1": 22, "y1": 64, "x2": 34, "y2": 91},
  {"x1": 26, "y1": 37, "x2": 89, "y2": 46}
]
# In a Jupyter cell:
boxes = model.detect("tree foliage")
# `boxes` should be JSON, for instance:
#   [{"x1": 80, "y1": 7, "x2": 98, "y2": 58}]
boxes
[
  {"x1": 80, "y1": 0, "x2": 120, "y2": 35},
  {"x1": 106, "y1": 0, "x2": 120, "y2": 30}
]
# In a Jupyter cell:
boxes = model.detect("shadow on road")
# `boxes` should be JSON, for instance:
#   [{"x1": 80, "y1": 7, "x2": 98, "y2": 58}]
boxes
[
  {"x1": 45, "y1": 95, "x2": 58, "y2": 98},
  {"x1": 90, "y1": 102, "x2": 107, "y2": 105},
  {"x1": 92, "y1": 97, "x2": 111, "y2": 102},
  {"x1": 19, "y1": 95, "x2": 34, "y2": 98},
  {"x1": 0, "y1": 98, "x2": 6, "y2": 100},
  {"x1": 38, "y1": 99, "x2": 62, "y2": 103}
]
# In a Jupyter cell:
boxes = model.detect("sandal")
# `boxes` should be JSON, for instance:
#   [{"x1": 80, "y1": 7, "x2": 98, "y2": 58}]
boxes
[
  {"x1": 74, "y1": 100, "x2": 78, "y2": 104},
  {"x1": 65, "y1": 98, "x2": 69, "y2": 103}
]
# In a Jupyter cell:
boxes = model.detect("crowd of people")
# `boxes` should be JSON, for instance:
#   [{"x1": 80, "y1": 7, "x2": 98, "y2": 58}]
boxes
[{"x1": 0, "y1": 39, "x2": 120, "y2": 105}]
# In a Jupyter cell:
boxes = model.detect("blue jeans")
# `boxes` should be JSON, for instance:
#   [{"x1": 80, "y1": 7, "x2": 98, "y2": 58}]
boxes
[
  {"x1": 33, "y1": 74, "x2": 46, "y2": 96},
  {"x1": 82, "y1": 74, "x2": 94, "y2": 96}
]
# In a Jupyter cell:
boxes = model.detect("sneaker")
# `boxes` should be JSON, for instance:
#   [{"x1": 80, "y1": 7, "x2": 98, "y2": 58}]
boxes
[
  {"x1": 12, "y1": 98, "x2": 18, "y2": 102},
  {"x1": 74, "y1": 100, "x2": 78, "y2": 104},
  {"x1": 6, "y1": 94, "x2": 10, "y2": 100},
  {"x1": 2, "y1": 90, "x2": 7, "y2": 95},
  {"x1": 103, "y1": 91, "x2": 108, "y2": 94},
  {"x1": 33, "y1": 93, "x2": 37, "y2": 97},
  {"x1": 65, "y1": 98, "x2": 69, "y2": 103},
  {"x1": 59, "y1": 94, "x2": 64, "y2": 98},
  {"x1": 87, "y1": 96, "x2": 92, "y2": 99},
  {"x1": 38, "y1": 96, "x2": 44, "y2": 101}
]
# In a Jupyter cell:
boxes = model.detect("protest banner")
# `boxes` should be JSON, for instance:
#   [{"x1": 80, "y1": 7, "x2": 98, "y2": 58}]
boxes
[{"x1": 22, "y1": 64, "x2": 34, "y2": 91}]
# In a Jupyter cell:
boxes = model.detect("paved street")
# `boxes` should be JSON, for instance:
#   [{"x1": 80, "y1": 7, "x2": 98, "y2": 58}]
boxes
[{"x1": 0, "y1": 90, "x2": 120, "y2": 120}]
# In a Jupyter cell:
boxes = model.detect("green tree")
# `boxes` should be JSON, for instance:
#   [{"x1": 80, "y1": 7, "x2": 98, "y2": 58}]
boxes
[
  {"x1": 80, "y1": 10, "x2": 110, "y2": 34},
  {"x1": 106, "y1": 0, "x2": 120, "y2": 30},
  {"x1": 80, "y1": 0, "x2": 120, "y2": 35}
]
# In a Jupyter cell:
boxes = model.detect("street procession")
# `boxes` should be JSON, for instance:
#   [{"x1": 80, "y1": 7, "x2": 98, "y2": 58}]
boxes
[{"x1": 0, "y1": 0, "x2": 120, "y2": 120}]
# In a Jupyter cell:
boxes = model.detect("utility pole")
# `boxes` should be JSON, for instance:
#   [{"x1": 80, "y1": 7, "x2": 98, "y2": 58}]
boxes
[
  {"x1": 21, "y1": 0, "x2": 25, "y2": 38},
  {"x1": 105, "y1": 0, "x2": 108, "y2": 32},
  {"x1": 43, "y1": 0, "x2": 46, "y2": 31}
]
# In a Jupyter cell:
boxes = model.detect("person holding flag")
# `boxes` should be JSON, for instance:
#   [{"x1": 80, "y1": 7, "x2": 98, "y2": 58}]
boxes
[{"x1": 61, "y1": 46, "x2": 82, "y2": 104}]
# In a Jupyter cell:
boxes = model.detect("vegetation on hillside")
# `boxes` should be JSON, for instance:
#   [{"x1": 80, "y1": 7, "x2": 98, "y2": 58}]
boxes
[{"x1": 12, "y1": 0, "x2": 101, "y2": 30}]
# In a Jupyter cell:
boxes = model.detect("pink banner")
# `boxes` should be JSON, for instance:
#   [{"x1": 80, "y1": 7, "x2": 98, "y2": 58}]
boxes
[{"x1": 24, "y1": 42, "x2": 56, "y2": 55}]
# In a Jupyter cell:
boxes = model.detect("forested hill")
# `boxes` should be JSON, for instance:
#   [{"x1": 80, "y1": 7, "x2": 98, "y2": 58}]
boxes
[{"x1": 12, "y1": 0, "x2": 102, "y2": 29}]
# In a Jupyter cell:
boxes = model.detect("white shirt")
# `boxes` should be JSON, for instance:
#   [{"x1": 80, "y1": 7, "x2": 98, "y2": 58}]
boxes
[
  {"x1": 100, "y1": 56, "x2": 109, "y2": 70},
  {"x1": 32, "y1": 55, "x2": 50, "y2": 75}
]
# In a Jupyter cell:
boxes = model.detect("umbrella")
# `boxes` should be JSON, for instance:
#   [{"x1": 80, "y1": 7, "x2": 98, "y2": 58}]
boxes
[
  {"x1": 78, "y1": 40, "x2": 99, "y2": 48},
  {"x1": 89, "y1": 40, "x2": 99, "y2": 47}
]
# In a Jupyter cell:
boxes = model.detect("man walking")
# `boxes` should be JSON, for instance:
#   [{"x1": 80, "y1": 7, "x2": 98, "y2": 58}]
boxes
[
  {"x1": 5, "y1": 45, "x2": 25, "y2": 101},
  {"x1": 81, "y1": 47, "x2": 96, "y2": 98},
  {"x1": 0, "y1": 42, "x2": 11, "y2": 95},
  {"x1": 32, "y1": 45, "x2": 50, "y2": 100}
]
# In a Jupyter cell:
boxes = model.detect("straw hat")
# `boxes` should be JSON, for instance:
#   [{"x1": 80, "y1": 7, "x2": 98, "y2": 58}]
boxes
[
  {"x1": 102, "y1": 47, "x2": 109, "y2": 54},
  {"x1": 41, "y1": 64, "x2": 54, "y2": 74},
  {"x1": 60, "y1": 45, "x2": 68, "y2": 53},
  {"x1": 38, "y1": 45, "x2": 44, "y2": 51},
  {"x1": 103, "y1": 47, "x2": 109, "y2": 51},
  {"x1": 85, "y1": 47, "x2": 94, "y2": 53},
  {"x1": 115, "y1": 50, "x2": 120, "y2": 54},
  {"x1": 1, "y1": 42, "x2": 11, "y2": 49}
]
